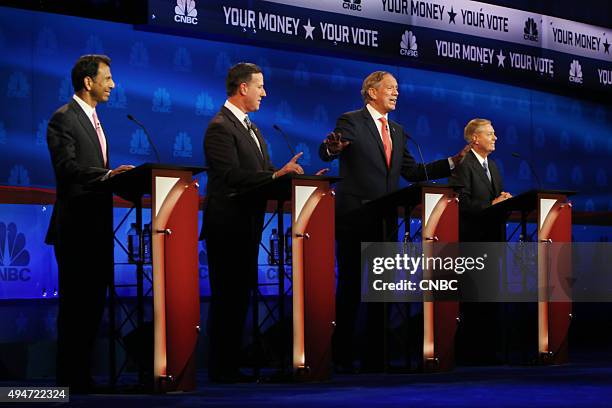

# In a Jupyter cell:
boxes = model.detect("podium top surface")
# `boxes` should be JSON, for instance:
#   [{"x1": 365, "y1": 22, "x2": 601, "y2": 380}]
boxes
[
  {"x1": 98, "y1": 163, "x2": 206, "y2": 199},
  {"x1": 348, "y1": 182, "x2": 458, "y2": 216},
  {"x1": 484, "y1": 189, "x2": 577, "y2": 215},
  {"x1": 128, "y1": 163, "x2": 206, "y2": 175},
  {"x1": 232, "y1": 174, "x2": 340, "y2": 202}
]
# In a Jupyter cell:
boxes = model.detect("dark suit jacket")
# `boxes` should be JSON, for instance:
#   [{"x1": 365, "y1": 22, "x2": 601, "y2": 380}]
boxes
[
  {"x1": 46, "y1": 99, "x2": 112, "y2": 247},
  {"x1": 449, "y1": 150, "x2": 504, "y2": 241},
  {"x1": 318, "y1": 107, "x2": 451, "y2": 218},
  {"x1": 200, "y1": 106, "x2": 276, "y2": 240}
]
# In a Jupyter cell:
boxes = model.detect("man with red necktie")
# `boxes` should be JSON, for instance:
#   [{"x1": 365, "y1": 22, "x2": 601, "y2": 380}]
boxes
[
  {"x1": 319, "y1": 70, "x2": 469, "y2": 372},
  {"x1": 46, "y1": 54, "x2": 133, "y2": 391}
]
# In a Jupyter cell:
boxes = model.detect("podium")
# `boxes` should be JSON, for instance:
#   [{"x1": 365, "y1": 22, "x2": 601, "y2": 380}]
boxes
[
  {"x1": 236, "y1": 174, "x2": 337, "y2": 381},
  {"x1": 355, "y1": 183, "x2": 459, "y2": 372},
  {"x1": 484, "y1": 189, "x2": 574, "y2": 364},
  {"x1": 101, "y1": 163, "x2": 204, "y2": 392}
]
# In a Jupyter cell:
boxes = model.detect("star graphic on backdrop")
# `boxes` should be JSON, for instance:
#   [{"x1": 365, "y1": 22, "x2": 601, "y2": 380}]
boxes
[
  {"x1": 448, "y1": 7, "x2": 457, "y2": 24},
  {"x1": 496, "y1": 50, "x2": 506, "y2": 67},
  {"x1": 604, "y1": 39, "x2": 610, "y2": 54},
  {"x1": 303, "y1": 19, "x2": 315, "y2": 40}
]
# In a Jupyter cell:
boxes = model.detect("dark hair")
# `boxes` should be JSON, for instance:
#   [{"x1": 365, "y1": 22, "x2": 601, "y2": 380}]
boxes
[
  {"x1": 71, "y1": 54, "x2": 111, "y2": 92},
  {"x1": 226, "y1": 62, "x2": 262, "y2": 97}
]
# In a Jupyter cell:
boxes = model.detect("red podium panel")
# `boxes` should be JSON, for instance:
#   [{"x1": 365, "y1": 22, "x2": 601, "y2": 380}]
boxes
[
  {"x1": 351, "y1": 183, "x2": 460, "y2": 372},
  {"x1": 237, "y1": 174, "x2": 337, "y2": 381},
  {"x1": 421, "y1": 186, "x2": 459, "y2": 372},
  {"x1": 101, "y1": 163, "x2": 203, "y2": 392},
  {"x1": 483, "y1": 189, "x2": 574, "y2": 365},
  {"x1": 537, "y1": 192, "x2": 572, "y2": 364},
  {"x1": 151, "y1": 169, "x2": 200, "y2": 391},
  {"x1": 291, "y1": 179, "x2": 336, "y2": 380}
]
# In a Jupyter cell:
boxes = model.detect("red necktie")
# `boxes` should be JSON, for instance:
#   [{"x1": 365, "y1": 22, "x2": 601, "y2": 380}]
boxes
[
  {"x1": 92, "y1": 111, "x2": 107, "y2": 166},
  {"x1": 379, "y1": 117, "x2": 392, "y2": 168}
]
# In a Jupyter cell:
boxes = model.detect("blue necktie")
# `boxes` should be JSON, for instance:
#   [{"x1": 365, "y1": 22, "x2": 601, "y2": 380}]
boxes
[{"x1": 482, "y1": 160, "x2": 492, "y2": 183}]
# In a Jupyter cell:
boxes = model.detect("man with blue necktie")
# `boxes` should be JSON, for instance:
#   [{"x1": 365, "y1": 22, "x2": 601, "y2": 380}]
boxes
[
  {"x1": 450, "y1": 118, "x2": 512, "y2": 365},
  {"x1": 450, "y1": 118, "x2": 512, "y2": 242}
]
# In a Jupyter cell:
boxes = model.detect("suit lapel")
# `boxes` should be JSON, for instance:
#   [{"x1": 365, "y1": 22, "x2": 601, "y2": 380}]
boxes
[
  {"x1": 360, "y1": 108, "x2": 387, "y2": 169},
  {"x1": 221, "y1": 106, "x2": 265, "y2": 166},
  {"x1": 70, "y1": 100, "x2": 105, "y2": 167},
  {"x1": 389, "y1": 122, "x2": 402, "y2": 169},
  {"x1": 489, "y1": 159, "x2": 502, "y2": 196}
]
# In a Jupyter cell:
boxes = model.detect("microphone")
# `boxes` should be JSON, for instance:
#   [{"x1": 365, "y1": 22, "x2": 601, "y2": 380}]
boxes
[
  {"x1": 127, "y1": 114, "x2": 161, "y2": 163},
  {"x1": 401, "y1": 129, "x2": 429, "y2": 182},
  {"x1": 273, "y1": 124, "x2": 297, "y2": 156},
  {"x1": 512, "y1": 152, "x2": 542, "y2": 189}
]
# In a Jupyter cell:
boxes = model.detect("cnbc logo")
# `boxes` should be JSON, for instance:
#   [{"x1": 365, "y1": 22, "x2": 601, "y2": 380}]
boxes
[
  {"x1": 174, "y1": 0, "x2": 198, "y2": 25},
  {"x1": 400, "y1": 30, "x2": 418, "y2": 57},
  {"x1": 0, "y1": 222, "x2": 31, "y2": 282},
  {"x1": 523, "y1": 17, "x2": 539, "y2": 42},
  {"x1": 569, "y1": 59, "x2": 583, "y2": 84},
  {"x1": 343, "y1": 0, "x2": 362, "y2": 12}
]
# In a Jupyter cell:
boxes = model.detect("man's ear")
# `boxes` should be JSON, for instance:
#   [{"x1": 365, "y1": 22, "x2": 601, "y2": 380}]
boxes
[
  {"x1": 239, "y1": 82, "x2": 248, "y2": 96},
  {"x1": 367, "y1": 87, "x2": 377, "y2": 101},
  {"x1": 83, "y1": 76, "x2": 93, "y2": 91}
]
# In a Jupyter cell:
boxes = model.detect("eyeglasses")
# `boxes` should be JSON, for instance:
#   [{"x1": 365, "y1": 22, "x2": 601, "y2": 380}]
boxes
[{"x1": 477, "y1": 131, "x2": 496, "y2": 137}]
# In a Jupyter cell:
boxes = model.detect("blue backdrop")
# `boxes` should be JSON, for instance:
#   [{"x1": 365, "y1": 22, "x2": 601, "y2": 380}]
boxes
[{"x1": 0, "y1": 7, "x2": 610, "y2": 299}]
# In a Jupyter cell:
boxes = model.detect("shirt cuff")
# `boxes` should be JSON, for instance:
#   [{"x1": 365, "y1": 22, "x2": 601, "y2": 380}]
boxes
[{"x1": 447, "y1": 157, "x2": 455, "y2": 170}]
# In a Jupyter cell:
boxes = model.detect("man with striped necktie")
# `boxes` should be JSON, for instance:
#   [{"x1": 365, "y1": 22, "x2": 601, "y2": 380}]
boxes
[{"x1": 201, "y1": 62, "x2": 304, "y2": 383}]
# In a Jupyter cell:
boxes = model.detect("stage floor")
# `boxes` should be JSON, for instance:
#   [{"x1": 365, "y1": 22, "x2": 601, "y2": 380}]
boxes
[{"x1": 4, "y1": 354, "x2": 612, "y2": 407}]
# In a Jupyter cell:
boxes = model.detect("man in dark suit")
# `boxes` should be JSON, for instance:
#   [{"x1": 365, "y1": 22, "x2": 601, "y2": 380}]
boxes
[
  {"x1": 319, "y1": 71, "x2": 469, "y2": 371},
  {"x1": 449, "y1": 118, "x2": 511, "y2": 242},
  {"x1": 46, "y1": 54, "x2": 133, "y2": 391},
  {"x1": 449, "y1": 118, "x2": 512, "y2": 364},
  {"x1": 201, "y1": 62, "x2": 304, "y2": 383}
]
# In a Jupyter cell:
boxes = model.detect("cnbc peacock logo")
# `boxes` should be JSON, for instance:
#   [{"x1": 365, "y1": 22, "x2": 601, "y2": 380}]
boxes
[
  {"x1": 0, "y1": 222, "x2": 31, "y2": 281},
  {"x1": 174, "y1": 0, "x2": 198, "y2": 25}
]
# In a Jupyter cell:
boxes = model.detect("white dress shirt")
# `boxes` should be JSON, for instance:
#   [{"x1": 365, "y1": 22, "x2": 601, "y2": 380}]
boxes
[
  {"x1": 73, "y1": 94, "x2": 101, "y2": 134},
  {"x1": 224, "y1": 100, "x2": 262, "y2": 153},
  {"x1": 366, "y1": 103, "x2": 392, "y2": 148},
  {"x1": 471, "y1": 149, "x2": 488, "y2": 167},
  {"x1": 73, "y1": 94, "x2": 111, "y2": 178},
  {"x1": 366, "y1": 103, "x2": 455, "y2": 170}
]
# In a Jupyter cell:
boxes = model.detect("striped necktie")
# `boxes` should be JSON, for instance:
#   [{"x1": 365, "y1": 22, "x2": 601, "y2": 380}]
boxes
[{"x1": 243, "y1": 115, "x2": 263, "y2": 156}]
